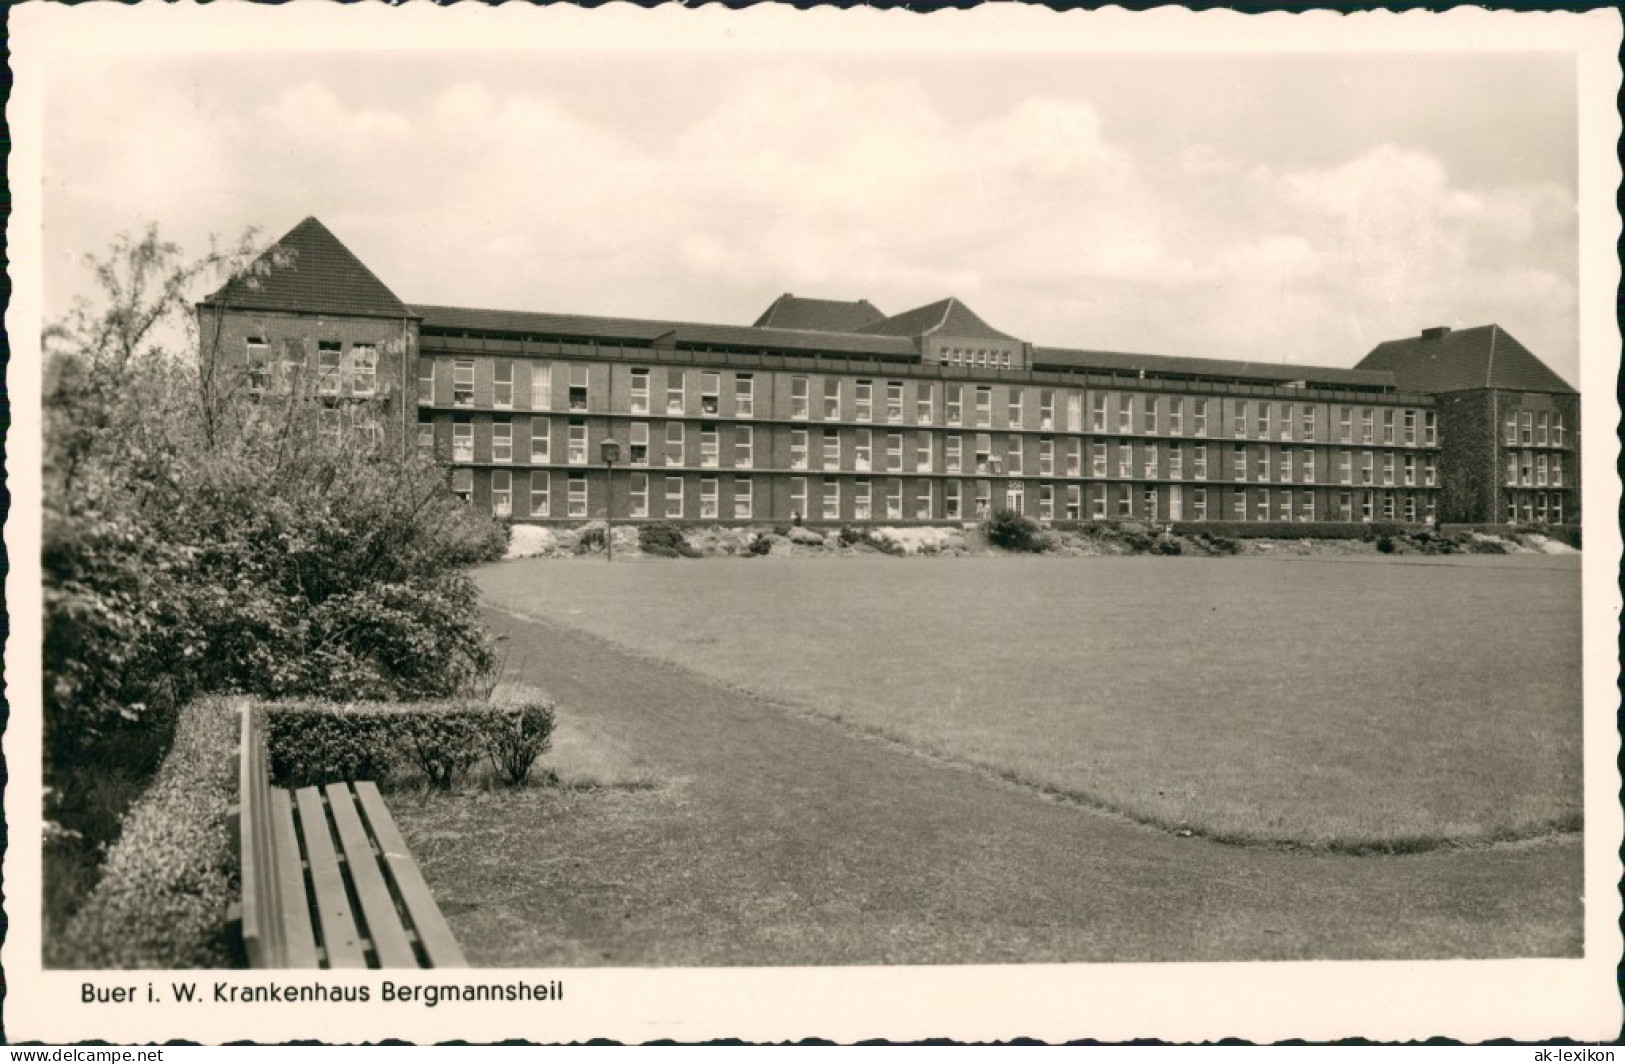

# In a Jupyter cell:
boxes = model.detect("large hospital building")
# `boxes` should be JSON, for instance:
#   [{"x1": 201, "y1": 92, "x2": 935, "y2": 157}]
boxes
[{"x1": 200, "y1": 218, "x2": 1580, "y2": 529}]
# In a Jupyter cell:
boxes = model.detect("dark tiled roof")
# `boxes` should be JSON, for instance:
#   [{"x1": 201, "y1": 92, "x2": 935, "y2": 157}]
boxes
[
  {"x1": 752, "y1": 294, "x2": 887, "y2": 332},
  {"x1": 857, "y1": 297, "x2": 1018, "y2": 342},
  {"x1": 413, "y1": 304, "x2": 918, "y2": 359},
  {"x1": 1033, "y1": 346, "x2": 1397, "y2": 390},
  {"x1": 1355, "y1": 325, "x2": 1576, "y2": 395},
  {"x1": 201, "y1": 217, "x2": 413, "y2": 319}
]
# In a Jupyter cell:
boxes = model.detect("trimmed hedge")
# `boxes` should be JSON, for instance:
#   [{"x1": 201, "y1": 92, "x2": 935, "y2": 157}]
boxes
[
  {"x1": 266, "y1": 695, "x2": 556, "y2": 790},
  {"x1": 55, "y1": 696, "x2": 241, "y2": 969},
  {"x1": 1169, "y1": 521, "x2": 1412, "y2": 541}
]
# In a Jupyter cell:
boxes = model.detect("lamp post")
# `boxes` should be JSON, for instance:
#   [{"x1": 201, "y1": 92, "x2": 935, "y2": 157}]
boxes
[{"x1": 600, "y1": 437, "x2": 621, "y2": 562}]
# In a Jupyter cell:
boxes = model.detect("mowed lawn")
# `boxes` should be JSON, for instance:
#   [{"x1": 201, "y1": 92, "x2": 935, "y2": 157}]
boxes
[{"x1": 478, "y1": 554, "x2": 1582, "y2": 851}]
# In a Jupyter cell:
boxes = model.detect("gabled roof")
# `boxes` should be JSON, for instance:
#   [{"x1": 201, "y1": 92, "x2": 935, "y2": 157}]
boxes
[
  {"x1": 412, "y1": 304, "x2": 918, "y2": 360},
  {"x1": 856, "y1": 297, "x2": 1019, "y2": 342},
  {"x1": 200, "y1": 217, "x2": 414, "y2": 320},
  {"x1": 752, "y1": 294, "x2": 887, "y2": 332},
  {"x1": 1033, "y1": 346, "x2": 1397, "y2": 390},
  {"x1": 1356, "y1": 325, "x2": 1575, "y2": 395}
]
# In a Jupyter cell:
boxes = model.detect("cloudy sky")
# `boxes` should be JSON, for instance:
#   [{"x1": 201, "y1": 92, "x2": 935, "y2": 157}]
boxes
[{"x1": 43, "y1": 40, "x2": 1580, "y2": 382}]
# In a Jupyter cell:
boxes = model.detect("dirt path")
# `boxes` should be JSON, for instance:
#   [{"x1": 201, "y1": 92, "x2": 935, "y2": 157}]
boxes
[{"x1": 395, "y1": 607, "x2": 1581, "y2": 967}]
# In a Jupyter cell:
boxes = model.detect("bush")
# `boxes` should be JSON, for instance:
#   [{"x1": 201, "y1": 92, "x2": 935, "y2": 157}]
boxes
[
  {"x1": 576, "y1": 526, "x2": 608, "y2": 553},
  {"x1": 748, "y1": 534, "x2": 773, "y2": 556},
  {"x1": 837, "y1": 525, "x2": 864, "y2": 547},
  {"x1": 54, "y1": 697, "x2": 241, "y2": 969},
  {"x1": 1376, "y1": 535, "x2": 1396, "y2": 554},
  {"x1": 985, "y1": 509, "x2": 1047, "y2": 552},
  {"x1": 638, "y1": 522, "x2": 699, "y2": 557},
  {"x1": 485, "y1": 691, "x2": 558, "y2": 786},
  {"x1": 1154, "y1": 537, "x2": 1183, "y2": 556}
]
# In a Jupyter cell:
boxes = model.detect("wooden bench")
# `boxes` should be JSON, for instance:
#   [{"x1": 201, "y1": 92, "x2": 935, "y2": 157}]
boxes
[{"x1": 232, "y1": 706, "x2": 466, "y2": 968}]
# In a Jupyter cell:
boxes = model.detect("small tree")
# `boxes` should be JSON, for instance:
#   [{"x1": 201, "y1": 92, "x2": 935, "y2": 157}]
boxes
[{"x1": 984, "y1": 509, "x2": 1048, "y2": 553}]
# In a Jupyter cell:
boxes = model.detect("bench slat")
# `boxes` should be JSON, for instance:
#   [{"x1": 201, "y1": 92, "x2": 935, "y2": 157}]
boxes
[
  {"x1": 294, "y1": 786, "x2": 368, "y2": 969},
  {"x1": 325, "y1": 783, "x2": 419, "y2": 968},
  {"x1": 269, "y1": 788, "x2": 321, "y2": 968},
  {"x1": 354, "y1": 781, "x2": 468, "y2": 968},
  {"x1": 240, "y1": 705, "x2": 282, "y2": 968}
]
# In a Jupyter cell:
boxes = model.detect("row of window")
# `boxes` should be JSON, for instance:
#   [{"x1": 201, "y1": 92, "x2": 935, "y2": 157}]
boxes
[
  {"x1": 937, "y1": 346, "x2": 1019, "y2": 369},
  {"x1": 469, "y1": 469, "x2": 1441, "y2": 526},
  {"x1": 415, "y1": 355, "x2": 1440, "y2": 445},
  {"x1": 429, "y1": 416, "x2": 1439, "y2": 487},
  {"x1": 1504, "y1": 491, "x2": 1567, "y2": 525},
  {"x1": 247, "y1": 337, "x2": 379, "y2": 398},
  {"x1": 1504, "y1": 410, "x2": 1570, "y2": 448},
  {"x1": 1505, "y1": 450, "x2": 1567, "y2": 489}
]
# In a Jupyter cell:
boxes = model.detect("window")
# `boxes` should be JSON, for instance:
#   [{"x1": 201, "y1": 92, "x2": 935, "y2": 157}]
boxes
[
  {"x1": 699, "y1": 424, "x2": 719, "y2": 468},
  {"x1": 666, "y1": 476, "x2": 685, "y2": 518},
  {"x1": 666, "y1": 369, "x2": 686, "y2": 414},
  {"x1": 1192, "y1": 444, "x2": 1207, "y2": 480},
  {"x1": 1534, "y1": 411, "x2": 1550, "y2": 446},
  {"x1": 1233, "y1": 401, "x2": 1248, "y2": 439},
  {"x1": 1142, "y1": 487, "x2": 1158, "y2": 522},
  {"x1": 453, "y1": 420, "x2": 474, "y2": 462},
  {"x1": 1361, "y1": 408, "x2": 1375, "y2": 445},
  {"x1": 916, "y1": 480, "x2": 934, "y2": 521},
  {"x1": 1092, "y1": 441, "x2": 1107, "y2": 478},
  {"x1": 975, "y1": 386, "x2": 993, "y2": 427},
  {"x1": 1255, "y1": 490, "x2": 1269, "y2": 522},
  {"x1": 1143, "y1": 396, "x2": 1158, "y2": 435},
  {"x1": 975, "y1": 434, "x2": 993, "y2": 474},
  {"x1": 825, "y1": 378, "x2": 842, "y2": 420},
  {"x1": 946, "y1": 435, "x2": 964, "y2": 474},
  {"x1": 1425, "y1": 457, "x2": 1437, "y2": 487},
  {"x1": 790, "y1": 477, "x2": 808, "y2": 521},
  {"x1": 1092, "y1": 485, "x2": 1108, "y2": 520},
  {"x1": 1256, "y1": 448, "x2": 1269, "y2": 482},
  {"x1": 1091, "y1": 392, "x2": 1108, "y2": 432},
  {"x1": 1169, "y1": 397, "x2": 1184, "y2": 436},
  {"x1": 824, "y1": 427, "x2": 841, "y2": 470},
  {"x1": 529, "y1": 471, "x2": 550, "y2": 517},
  {"x1": 1192, "y1": 487, "x2": 1207, "y2": 521},
  {"x1": 1424, "y1": 410, "x2": 1437, "y2": 446},
  {"x1": 245, "y1": 337, "x2": 272, "y2": 393},
  {"x1": 855, "y1": 380, "x2": 873, "y2": 422},
  {"x1": 628, "y1": 422, "x2": 647, "y2": 466},
  {"x1": 1338, "y1": 491, "x2": 1353, "y2": 521},
  {"x1": 1403, "y1": 409, "x2": 1416, "y2": 446},
  {"x1": 1008, "y1": 388, "x2": 1024, "y2": 429},
  {"x1": 451, "y1": 467, "x2": 474, "y2": 504},
  {"x1": 1117, "y1": 441, "x2": 1133, "y2": 479},
  {"x1": 945, "y1": 480, "x2": 962, "y2": 520},
  {"x1": 887, "y1": 432, "x2": 904, "y2": 472},
  {"x1": 1381, "y1": 453, "x2": 1395, "y2": 486},
  {"x1": 492, "y1": 420, "x2": 512, "y2": 464},
  {"x1": 1361, "y1": 452, "x2": 1374, "y2": 485},
  {"x1": 1232, "y1": 448, "x2": 1246, "y2": 482},
  {"x1": 1276, "y1": 490, "x2": 1291, "y2": 521},
  {"x1": 1066, "y1": 392, "x2": 1083, "y2": 432},
  {"x1": 1066, "y1": 438, "x2": 1082, "y2": 477},
  {"x1": 1519, "y1": 452, "x2": 1532, "y2": 486},
  {"x1": 1535, "y1": 453, "x2": 1547, "y2": 487},
  {"x1": 916, "y1": 382, "x2": 934, "y2": 425},
  {"x1": 354, "y1": 412, "x2": 383, "y2": 448},
  {"x1": 886, "y1": 381, "x2": 904, "y2": 424},
  {"x1": 417, "y1": 413, "x2": 434, "y2": 458},
  {"x1": 531, "y1": 364, "x2": 551, "y2": 411},
  {"x1": 1038, "y1": 484, "x2": 1055, "y2": 522},
  {"x1": 1551, "y1": 493, "x2": 1563, "y2": 524},
  {"x1": 1256, "y1": 404, "x2": 1270, "y2": 439},
  {"x1": 1233, "y1": 487, "x2": 1247, "y2": 520},
  {"x1": 1382, "y1": 409, "x2": 1396, "y2": 445},
  {"x1": 946, "y1": 384, "x2": 964, "y2": 426},
  {"x1": 1118, "y1": 394, "x2": 1135, "y2": 434},
  {"x1": 886, "y1": 479, "x2": 903, "y2": 520},
  {"x1": 1505, "y1": 414, "x2": 1518, "y2": 446},
  {"x1": 854, "y1": 479, "x2": 872, "y2": 520},
  {"x1": 1534, "y1": 493, "x2": 1546, "y2": 524},
  {"x1": 490, "y1": 360, "x2": 510, "y2": 408},
  {"x1": 666, "y1": 422, "x2": 685, "y2": 467},
  {"x1": 1193, "y1": 398, "x2": 1208, "y2": 437},
  {"x1": 1520, "y1": 411, "x2": 1533, "y2": 445},
  {"x1": 1381, "y1": 491, "x2": 1395, "y2": 522},
  {"x1": 568, "y1": 364, "x2": 589, "y2": 411},
  {"x1": 1300, "y1": 449, "x2": 1313, "y2": 483},
  {"x1": 791, "y1": 376, "x2": 810, "y2": 419},
  {"x1": 1338, "y1": 406, "x2": 1352, "y2": 442},
  {"x1": 853, "y1": 429, "x2": 872, "y2": 472},
  {"x1": 568, "y1": 420, "x2": 588, "y2": 465},
  {"x1": 1299, "y1": 492, "x2": 1314, "y2": 523},
  {"x1": 1040, "y1": 389, "x2": 1055, "y2": 430},
  {"x1": 630, "y1": 368, "x2": 650, "y2": 414},
  {"x1": 491, "y1": 470, "x2": 512, "y2": 517},
  {"x1": 1169, "y1": 445, "x2": 1182, "y2": 481},
  {"x1": 1143, "y1": 442, "x2": 1157, "y2": 479},
  {"x1": 700, "y1": 372, "x2": 720, "y2": 416},
  {"x1": 417, "y1": 357, "x2": 435, "y2": 406},
  {"x1": 1362, "y1": 490, "x2": 1375, "y2": 522},
  {"x1": 1403, "y1": 454, "x2": 1416, "y2": 486},
  {"x1": 1277, "y1": 403, "x2": 1292, "y2": 441},
  {"x1": 1278, "y1": 447, "x2": 1292, "y2": 483},
  {"x1": 791, "y1": 429, "x2": 809, "y2": 470},
  {"x1": 978, "y1": 480, "x2": 994, "y2": 519},
  {"x1": 568, "y1": 474, "x2": 588, "y2": 518},
  {"x1": 700, "y1": 477, "x2": 718, "y2": 519},
  {"x1": 917, "y1": 431, "x2": 933, "y2": 473},
  {"x1": 320, "y1": 343, "x2": 345, "y2": 397},
  {"x1": 1506, "y1": 452, "x2": 1518, "y2": 486},
  {"x1": 1066, "y1": 484, "x2": 1082, "y2": 520},
  {"x1": 734, "y1": 425, "x2": 753, "y2": 469},
  {"x1": 1552, "y1": 412, "x2": 1565, "y2": 448},
  {"x1": 1007, "y1": 435, "x2": 1024, "y2": 476},
  {"x1": 734, "y1": 477, "x2": 753, "y2": 520},
  {"x1": 1405, "y1": 493, "x2": 1418, "y2": 523},
  {"x1": 734, "y1": 374, "x2": 754, "y2": 418},
  {"x1": 1038, "y1": 438, "x2": 1055, "y2": 476},
  {"x1": 1551, "y1": 453, "x2": 1563, "y2": 487},
  {"x1": 1338, "y1": 450, "x2": 1352, "y2": 484},
  {"x1": 629, "y1": 473, "x2": 649, "y2": 519}
]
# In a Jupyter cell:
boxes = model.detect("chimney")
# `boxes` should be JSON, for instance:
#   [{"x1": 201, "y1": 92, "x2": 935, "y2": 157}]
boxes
[{"x1": 1420, "y1": 326, "x2": 1452, "y2": 341}]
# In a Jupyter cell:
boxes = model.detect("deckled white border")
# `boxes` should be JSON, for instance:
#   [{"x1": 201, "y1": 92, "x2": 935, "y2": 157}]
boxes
[{"x1": 6, "y1": 2, "x2": 1620, "y2": 1044}]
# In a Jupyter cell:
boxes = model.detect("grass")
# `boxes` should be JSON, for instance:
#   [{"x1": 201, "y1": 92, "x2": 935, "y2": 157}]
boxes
[{"x1": 478, "y1": 553, "x2": 1582, "y2": 851}]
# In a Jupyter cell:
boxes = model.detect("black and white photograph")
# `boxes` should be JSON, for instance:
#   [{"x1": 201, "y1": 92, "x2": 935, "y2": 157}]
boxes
[{"x1": 7, "y1": 2, "x2": 1621, "y2": 1045}]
